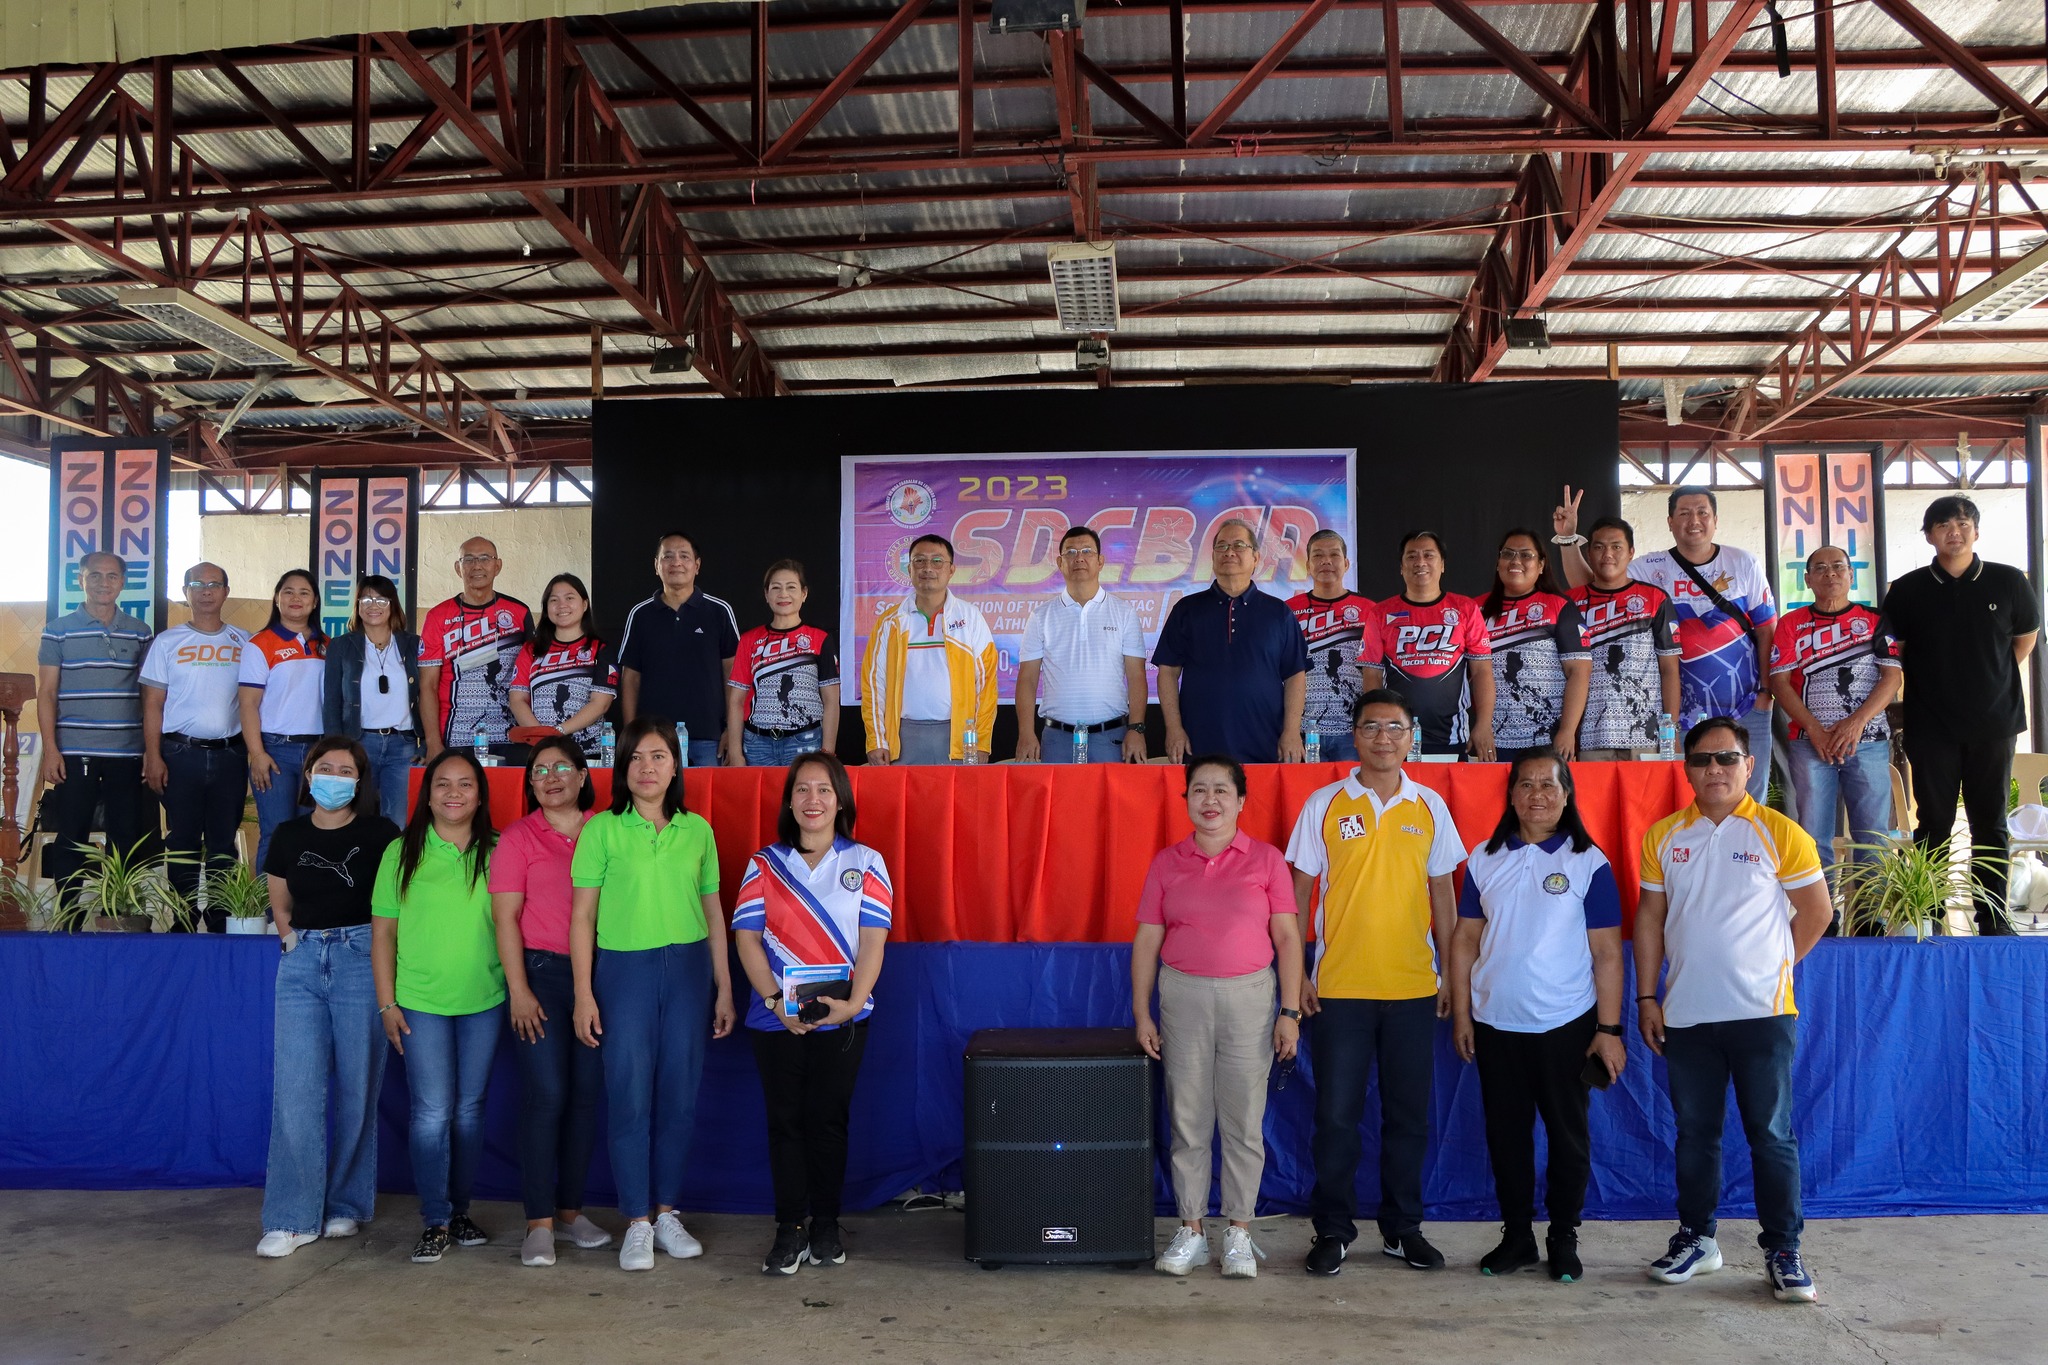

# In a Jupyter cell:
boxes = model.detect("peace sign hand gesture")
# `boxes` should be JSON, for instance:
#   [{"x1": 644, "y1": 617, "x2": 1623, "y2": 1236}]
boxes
[{"x1": 1553, "y1": 485, "x2": 1585, "y2": 540}]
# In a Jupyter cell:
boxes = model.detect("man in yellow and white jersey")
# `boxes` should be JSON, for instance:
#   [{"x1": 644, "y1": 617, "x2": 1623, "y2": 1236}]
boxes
[
  {"x1": 1285, "y1": 689, "x2": 1464, "y2": 1276},
  {"x1": 1635, "y1": 715, "x2": 1833, "y2": 1304}
]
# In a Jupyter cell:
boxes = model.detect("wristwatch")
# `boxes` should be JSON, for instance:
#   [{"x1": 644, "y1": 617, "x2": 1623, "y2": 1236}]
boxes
[
  {"x1": 1594, "y1": 1023, "x2": 1623, "y2": 1037},
  {"x1": 1278, "y1": 1007, "x2": 1303, "y2": 1021},
  {"x1": 1126, "y1": 721, "x2": 1147, "y2": 734}
]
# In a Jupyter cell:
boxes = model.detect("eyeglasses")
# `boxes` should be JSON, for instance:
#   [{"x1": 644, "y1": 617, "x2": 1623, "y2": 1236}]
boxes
[
  {"x1": 184, "y1": 579, "x2": 226, "y2": 590},
  {"x1": 1213, "y1": 540, "x2": 1255, "y2": 555},
  {"x1": 1684, "y1": 750, "x2": 1748, "y2": 768},
  {"x1": 1059, "y1": 548, "x2": 1099, "y2": 560},
  {"x1": 457, "y1": 555, "x2": 496, "y2": 567},
  {"x1": 1356, "y1": 720, "x2": 1413, "y2": 736},
  {"x1": 532, "y1": 762, "x2": 581, "y2": 777},
  {"x1": 1496, "y1": 549, "x2": 1540, "y2": 563},
  {"x1": 909, "y1": 555, "x2": 951, "y2": 568},
  {"x1": 658, "y1": 551, "x2": 696, "y2": 564},
  {"x1": 358, "y1": 595, "x2": 391, "y2": 607},
  {"x1": 1806, "y1": 562, "x2": 1850, "y2": 576}
]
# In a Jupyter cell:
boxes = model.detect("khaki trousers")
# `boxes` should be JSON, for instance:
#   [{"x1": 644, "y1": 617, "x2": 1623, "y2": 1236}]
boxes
[{"x1": 1158, "y1": 963, "x2": 1277, "y2": 1222}]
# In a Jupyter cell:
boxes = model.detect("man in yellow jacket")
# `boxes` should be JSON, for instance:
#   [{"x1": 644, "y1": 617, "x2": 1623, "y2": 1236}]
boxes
[{"x1": 862, "y1": 534, "x2": 999, "y2": 764}]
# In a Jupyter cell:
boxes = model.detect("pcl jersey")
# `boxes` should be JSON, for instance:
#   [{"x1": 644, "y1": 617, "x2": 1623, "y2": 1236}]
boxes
[{"x1": 1363, "y1": 593, "x2": 1491, "y2": 749}]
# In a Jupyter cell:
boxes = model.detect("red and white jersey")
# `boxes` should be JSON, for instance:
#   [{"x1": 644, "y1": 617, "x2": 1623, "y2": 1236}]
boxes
[
  {"x1": 1288, "y1": 591, "x2": 1375, "y2": 735},
  {"x1": 418, "y1": 593, "x2": 531, "y2": 745},
  {"x1": 730, "y1": 623, "x2": 838, "y2": 731},
  {"x1": 1769, "y1": 603, "x2": 1900, "y2": 741},
  {"x1": 1360, "y1": 592, "x2": 1491, "y2": 749},
  {"x1": 1569, "y1": 580, "x2": 1681, "y2": 751},
  {"x1": 1484, "y1": 590, "x2": 1589, "y2": 751},
  {"x1": 730, "y1": 838, "x2": 892, "y2": 1032},
  {"x1": 510, "y1": 636, "x2": 618, "y2": 756}
]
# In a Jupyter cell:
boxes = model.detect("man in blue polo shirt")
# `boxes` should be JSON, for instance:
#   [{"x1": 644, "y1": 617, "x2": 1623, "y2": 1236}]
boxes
[
  {"x1": 619, "y1": 531, "x2": 740, "y2": 767},
  {"x1": 38, "y1": 551, "x2": 156, "y2": 912},
  {"x1": 1154, "y1": 519, "x2": 1307, "y2": 765}
]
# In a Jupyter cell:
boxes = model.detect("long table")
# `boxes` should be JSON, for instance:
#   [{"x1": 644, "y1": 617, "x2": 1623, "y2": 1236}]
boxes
[{"x1": 417, "y1": 761, "x2": 1692, "y2": 939}]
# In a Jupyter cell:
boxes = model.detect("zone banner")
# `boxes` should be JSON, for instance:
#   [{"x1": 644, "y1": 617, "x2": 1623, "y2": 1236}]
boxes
[
  {"x1": 309, "y1": 468, "x2": 420, "y2": 638},
  {"x1": 46, "y1": 435, "x2": 172, "y2": 628}
]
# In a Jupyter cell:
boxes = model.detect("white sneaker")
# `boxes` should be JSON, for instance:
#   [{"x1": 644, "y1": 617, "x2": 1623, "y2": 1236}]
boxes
[
  {"x1": 653, "y1": 1210, "x2": 702, "y2": 1259},
  {"x1": 321, "y1": 1217, "x2": 360, "y2": 1239},
  {"x1": 256, "y1": 1230, "x2": 317, "y2": 1258},
  {"x1": 1154, "y1": 1225, "x2": 1210, "y2": 1275},
  {"x1": 521, "y1": 1226, "x2": 557, "y2": 1267},
  {"x1": 618, "y1": 1221, "x2": 656, "y2": 1272},
  {"x1": 553, "y1": 1213, "x2": 613, "y2": 1249},
  {"x1": 1221, "y1": 1226, "x2": 1264, "y2": 1279}
]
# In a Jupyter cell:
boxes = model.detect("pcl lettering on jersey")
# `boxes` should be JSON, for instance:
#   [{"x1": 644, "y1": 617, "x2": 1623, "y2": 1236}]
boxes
[{"x1": 1396, "y1": 623, "x2": 1458, "y2": 652}]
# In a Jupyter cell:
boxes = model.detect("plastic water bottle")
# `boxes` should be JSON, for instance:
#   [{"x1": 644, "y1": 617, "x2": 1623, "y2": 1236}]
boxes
[
  {"x1": 599, "y1": 722, "x2": 616, "y2": 769},
  {"x1": 472, "y1": 725, "x2": 489, "y2": 767},
  {"x1": 962, "y1": 726, "x2": 979, "y2": 765},
  {"x1": 1304, "y1": 729, "x2": 1321, "y2": 764},
  {"x1": 1072, "y1": 724, "x2": 1089, "y2": 764},
  {"x1": 1408, "y1": 724, "x2": 1422, "y2": 762},
  {"x1": 675, "y1": 720, "x2": 690, "y2": 768},
  {"x1": 1657, "y1": 711, "x2": 1677, "y2": 760}
]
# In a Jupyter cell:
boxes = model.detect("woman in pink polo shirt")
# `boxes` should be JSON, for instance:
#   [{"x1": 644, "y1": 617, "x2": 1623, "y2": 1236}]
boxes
[
  {"x1": 1132, "y1": 754, "x2": 1304, "y2": 1281},
  {"x1": 490, "y1": 736, "x2": 611, "y2": 1269}
]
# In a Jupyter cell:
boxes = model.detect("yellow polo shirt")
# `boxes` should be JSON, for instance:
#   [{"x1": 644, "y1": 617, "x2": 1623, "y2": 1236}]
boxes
[{"x1": 1285, "y1": 772, "x2": 1466, "y2": 1000}]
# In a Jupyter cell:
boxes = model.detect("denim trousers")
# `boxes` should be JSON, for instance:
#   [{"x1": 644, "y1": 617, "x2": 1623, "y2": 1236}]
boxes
[
  {"x1": 359, "y1": 729, "x2": 419, "y2": 827},
  {"x1": 1738, "y1": 705, "x2": 1774, "y2": 804},
  {"x1": 1307, "y1": 995, "x2": 1438, "y2": 1243},
  {"x1": 1039, "y1": 724, "x2": 1128, "y2": 764},
  {"x1": 402, "y1": 1003, "x2": 506, "y2": 1227},
  {"x1": 262, "y1": 925, "x2": 387, "y2": 1234},
  {"x1": 253, "y1": 734, "x2": 312, "y2": 873},
  {"x1": 679, "y1": 738, "x2": 722, "y2": 770},
  {"x1": 1661, "y1": 1013, "x2": 1803, "y2": 1251},
  {"x1": 514, "y1": 949, "x2": 606, "y2": 1220},
  {"x1": 1310, "y1": 731, "x2": 1359, "y2": 764},
  {"x1": 161, "y1": 739, "x2": 248, "y2": 926},
  {"x1": 1785, "y1": 735, "x2": 1892, "y2": 877},
  {"x1": 597, "y1": 939, "x2": 712, "y2": 1220},
  {"x1": 741, "y1": 726, "x2": 824, "y2": 767}
]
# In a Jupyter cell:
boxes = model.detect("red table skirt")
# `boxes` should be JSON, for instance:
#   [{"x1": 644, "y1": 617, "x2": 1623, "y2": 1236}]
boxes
[{"x1": 414, "y1": 761, "x2": 1689, "y2": 941}]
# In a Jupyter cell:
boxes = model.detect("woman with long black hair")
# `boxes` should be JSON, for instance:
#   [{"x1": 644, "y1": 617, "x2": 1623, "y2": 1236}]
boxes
[
  {"x1": 1447, "y1": 748, "x2": 1627, "y2": 1282},
  {"x1": 239, "y1": 568, "x2": 327, "y2": 869},
  {"x1": 510, "y1": 572, "x2": 618, "y2": 763},
  {"x1": 1479, "y1": 529, "x2": 1591, "y2": 763}
]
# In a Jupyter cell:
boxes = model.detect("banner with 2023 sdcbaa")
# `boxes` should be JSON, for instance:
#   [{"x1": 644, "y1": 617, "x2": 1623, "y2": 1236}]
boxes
[{"x1": 840, "y1": 450, "x2": 1356, "y2": 704}]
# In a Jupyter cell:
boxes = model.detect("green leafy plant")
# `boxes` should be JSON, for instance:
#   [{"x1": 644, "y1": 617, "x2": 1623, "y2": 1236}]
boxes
[
  {"x1": 1836, "y1": 839, "x2": 2004, "y2": 940},
  {"x1": 0, "y1": 869, "x2": 58, "y2": 931},
  {"x1": 49, "y1": 839, "x2": 194, "y2": 933},
  {"x1": 203, "y1": 860, "x2": 271, "y2": 921}
]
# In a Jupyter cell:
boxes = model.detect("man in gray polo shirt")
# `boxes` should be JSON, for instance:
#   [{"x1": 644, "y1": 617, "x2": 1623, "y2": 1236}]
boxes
[{"x1": 38, "y1": 551, "x2": 156, "y2": 911}]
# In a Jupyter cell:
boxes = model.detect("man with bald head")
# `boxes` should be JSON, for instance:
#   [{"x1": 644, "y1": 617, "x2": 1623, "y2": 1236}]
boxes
[
  {"x1": 418, "y1": 536, "x2": 531, "y2": 761},
  {"x1": 141, "y1": 562, "x2": 250, "y2": 929},
  {"x1": 39, "y1": 550, "x2": 156, "y2": 914},
  {"x1": 1153, "y1": 518, "x2": 1308, "y2": 765}
]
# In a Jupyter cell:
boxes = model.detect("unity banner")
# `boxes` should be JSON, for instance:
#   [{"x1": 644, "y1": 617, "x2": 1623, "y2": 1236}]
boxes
[{"x1": 840, "y1": 449, "x2": 1356, "y2": 704}]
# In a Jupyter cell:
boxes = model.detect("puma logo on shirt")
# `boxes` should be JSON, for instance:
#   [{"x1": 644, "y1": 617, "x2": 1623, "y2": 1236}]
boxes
[{"x1": 297, "y1": 847, "x2": 361, "y2": 887}]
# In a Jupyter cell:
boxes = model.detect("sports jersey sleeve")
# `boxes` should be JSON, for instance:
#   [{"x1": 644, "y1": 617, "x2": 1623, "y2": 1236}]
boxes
[
  {"x1": 1770, "y1": 815, "x2": 1826, "y2": 891},
  {"x1": 1638, "y1": 821, "x2": 1669, "y2": 892},
  {"x1": 1135, "y1": 850, "x2": 1170, "y2": 925},
  {"x1": 1652, "y1": 597, "x2": 1681, "y2": 656},
  {"x1": 1457, "y1": 861, "x2": 1485, "y2": 919},
  {"x1": 237, "y1": 638, "x2": 271, "y2": 688},
  {"x1": 1018, "y1": 603, "x2": 1048, "y2": 664},
  {"x1": 729, "y1": 627, "x2": 762, "y2": 694},
  {"x1": 1284, "y1": 787, "x2": 1334, "y2": 875},
  {"x1": 1460, "y1": 601, "x2": 1492, "y2": 658},
  {"x1": 1420, "y1": 787, "x2": 1466, "y2": 876},
  {"x1": 1735, "y1": 552, "x2": 1778, "y2": 625},
  {"x1": 1582, "y1": 860, "x2": 1622, "y2": 930},
  {"x1": 590, "y1": 642, "x2": 620, "y2": 696},
  {"x1": 1873, "y1": 615, "x2": 1902, "y2": 667},
  {"x1": 1554, "y1": 600, "x2": 1590, "y2": 660},
  {"x1": 728, "y1": 853, "x2": 768, "y2": 932},
  {"x1": 509, "y1": 643, "x2": 537, "y2": 693},
  {"x1": 1767, "y1": 615, "x2": 1801, "y2": 676},
  {"x1": 857, "y1": 850, "x2": 893, "y2": 930},
  {"x1": 417, "y1": 605, "x2": 449, "y2": 667},
  {"x1": 139, "y1": 634, "x2": 173, "y2": 689},
  {"x1": 1357, "y1": 613, "x2": 1385, "y2": 670},
  {"x1": 569, "y1": 814, "x2": 611, "y2": 888}
]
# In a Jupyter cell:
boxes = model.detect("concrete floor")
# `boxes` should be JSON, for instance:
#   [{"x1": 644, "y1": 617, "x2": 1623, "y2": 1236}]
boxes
[{"x1": 3, "y1": 1190, "x2": 2042, "y2": 1364}]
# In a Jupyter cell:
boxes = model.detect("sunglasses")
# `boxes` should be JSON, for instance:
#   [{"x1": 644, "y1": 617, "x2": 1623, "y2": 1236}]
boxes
[{"x1": 1684, "y1": 750, "x2": 1748, "y2": 768}]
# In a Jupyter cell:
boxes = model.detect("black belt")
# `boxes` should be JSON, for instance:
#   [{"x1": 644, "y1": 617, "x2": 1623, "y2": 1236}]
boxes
[
  {"x1": 268, "y1": 733, "x2": 321, "y2": 744},
  {"x1": 164, "y1": 732, "x2": 244, "y2": 750},
  {"x1": 745, "y1": 720, "x2": 819, "y2": 740},
  {"x1": 362, "y1": 726, "x2": 415, "y2": 736},
  {"x1": 1042, "y1": 715, "x2": 1128, "y2": 733}
]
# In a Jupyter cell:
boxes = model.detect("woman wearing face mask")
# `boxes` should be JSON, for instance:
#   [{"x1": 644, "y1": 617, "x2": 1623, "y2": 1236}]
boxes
[
  {"x1": 372, "y1": 749, "x2": 503, "y2": 1266},
  {"x1": 323, "y1": 575, "x2": 423, "y2": 824},
  {"x1": 511, "y1": 573, "x2": 619, "y2": 764},
  {"x1": 1480, "y1": 529, "x2": 1591, "y2": 763},
  {"x1": 240, "y1": 569, "x2": 328, "y2": 870},
  {"x1": 255, "y1": 737, "x2": 402, "y2": 1258},
  {"x1": 571, "y1": 716, "x2": 737, "y2": 1272},
  {"x1": 1132, "y1": 755, "x2": 1304, "y2": 1280},
  {"x1": 491, "y1": 736, "x2": 610, "y2": 1268}
]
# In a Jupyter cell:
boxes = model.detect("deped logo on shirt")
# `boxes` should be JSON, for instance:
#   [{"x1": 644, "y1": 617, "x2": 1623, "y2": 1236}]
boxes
[{"x1": 1731, "y1": 850, "x2": 1762, "y2": 864}]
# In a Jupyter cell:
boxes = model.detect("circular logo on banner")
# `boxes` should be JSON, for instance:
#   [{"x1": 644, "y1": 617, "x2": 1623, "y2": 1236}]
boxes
[
  {"x1": 1625, "y1": 594, "x2": 1645, "y2": 614},
  {"x1": 1542, "y1": 872, "x2": 1571, "y2": 895},
  {"x1": 1442, "y1": 607, "x2": 1460, "y2": 626},
  {"x1": 1342, "y1": 605, "x2": 1360, "y2": 623},
  {"x1": 1848, "y1": 617, "x2": 1871, "y2": 637},
  {"x1": 840, "y1": 868, "x2": 864, "y2": 892},
  {"x1": 1528, "y1": 603, "x2": 1545, "y2": 623},
  {"x1": 885, "y1": 480, "x2": 937, "y2": 528},
  {"x1": 884, "y1": 536, "x2": 918, "y2": 589}
]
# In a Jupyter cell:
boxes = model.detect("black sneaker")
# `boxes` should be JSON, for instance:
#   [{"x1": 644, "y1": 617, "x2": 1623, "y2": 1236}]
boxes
[
  {"x1": 1382, "y1": 1232, "x2": 1446, "y2": 1270},
  {"x1": 1304, "y1": 1234, "x2": 1347, "y2": 1276},
  {"x1": 1546, "y1": 1230, "x2": 1583, "y2": 1283},
  {"x1": 808, "y1": 1220, "x2": 846, "y2": 1267},
  {"x1": 410, "y1": 1226, "x2": 451, "y2": 1264},
  {"x1": 1479, "y1": 1225, "x2": 1539, "y2": 1277},
  {"x1": 448, "y1": 1213, "x2": 489, "y2": 1247},
  {"x1": 763, "y1": 1222, "x2": 809, "y2": 1276}
]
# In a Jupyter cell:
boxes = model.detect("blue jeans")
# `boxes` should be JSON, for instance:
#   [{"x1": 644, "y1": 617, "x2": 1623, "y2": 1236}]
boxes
[
  {"x1": 1040, "y1": 724, "x2": 1127, "y2": 764},
  {"x1": 359, "y1": 730, "x2": 418, "y2": 827},
  {"x1": 1661, "y1": 1014, "x2": 1803, "y2": 1251},
  {"x1": 253, "y1": 734, "x2": 312, "y2": 873},
  {"x1": 1307, "y1": 995, "x2": 1438, "y2": 1243},
  {"x1": 160, "y1": 739, "x2": 248, "y2": 923},
  {"x1": 679, "y1": 738, "x2": 721, "y2": 770},
  {"x1": 742, "y1": 726, "x2": 824, "y2": 767},
  {"x1": 401, "y1": 1004, "x2": 505, "y2": 1227},
  {"x1": 1306, "y1": 730, "x2": 1358, "y2": 764},
  {"x1": 1786, "y1": 735, "x2": 1892, "y2": 876},
  {"x1": 515, "y1": 950, "x2": 605, "y2": 1220},
  {"x1": 262, "y1": 925, "x2": 387, "y2": 1234},
  {"x1": 597, "y1": 939, "x2": 712, "y2": 1220},
  {"x1": 1739, "y1": 705, "x2": 1774, "y2": 804}
]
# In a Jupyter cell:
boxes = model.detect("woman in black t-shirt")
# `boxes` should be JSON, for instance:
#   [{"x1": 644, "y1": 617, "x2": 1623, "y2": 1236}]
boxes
[{"x1": 255, "y1": 736, "x2": 402, "y2": 1259}]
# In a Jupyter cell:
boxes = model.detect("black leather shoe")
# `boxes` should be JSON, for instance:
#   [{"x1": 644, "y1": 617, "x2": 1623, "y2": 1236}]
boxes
[{"x1": 1382, "y1": 1232, "x2": 1446, "y2": 1269}]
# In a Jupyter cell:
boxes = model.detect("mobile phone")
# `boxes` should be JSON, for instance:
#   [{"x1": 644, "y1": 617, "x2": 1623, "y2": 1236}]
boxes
[{"x1": 1580, "y1": 1051, "x2": 1615, "y2": 1090}]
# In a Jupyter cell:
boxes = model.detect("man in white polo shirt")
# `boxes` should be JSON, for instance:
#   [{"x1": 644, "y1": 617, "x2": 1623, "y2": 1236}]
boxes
[
  {"x1": 1013, "y1": 525, "x2": 1148, "y2": 763},
  {"x1": 1634, "y1": 715, "x2": 1832, "y2": 1304}
]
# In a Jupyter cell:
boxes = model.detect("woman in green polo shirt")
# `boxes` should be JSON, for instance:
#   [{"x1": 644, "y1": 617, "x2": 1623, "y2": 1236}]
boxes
[
  {"x1": 571, "y1": 715, "x2": 737, "y2": 1273},
  {"x1": 371, "y1": 748, "x2": 504, "y2": 1267}
]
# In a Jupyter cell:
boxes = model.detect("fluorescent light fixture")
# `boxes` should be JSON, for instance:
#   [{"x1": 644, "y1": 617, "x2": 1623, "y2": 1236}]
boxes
[
  {"x1": 1941, "y1": 238, "x2": 2048, "y2": 325},
  {"x1": 1048, "y1": 241, "x2": 1119, "y2": 333},
  {"x1": 124, "y1": 287, "x2": 298, "y2": 366}
]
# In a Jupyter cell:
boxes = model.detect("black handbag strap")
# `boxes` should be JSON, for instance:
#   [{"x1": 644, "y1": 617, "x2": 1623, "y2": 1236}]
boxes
[{"x1": 1673, "y1": 552, "x2": 1763, "y2": 670}]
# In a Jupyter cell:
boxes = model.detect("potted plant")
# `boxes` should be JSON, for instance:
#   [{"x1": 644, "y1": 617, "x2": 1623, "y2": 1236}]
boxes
[
  {"x1": 1836, "y1": 840, "x2": 2003, "y2": 940},
  {"x1": 204, "y1": 861, "x2": 273, "y2": 935},
  {"x1": 0, "y1": 869, "x2": 57, "y2": 931},
  {"x1": 51, "y1": 839, "x2": 192, "y2": 933}
]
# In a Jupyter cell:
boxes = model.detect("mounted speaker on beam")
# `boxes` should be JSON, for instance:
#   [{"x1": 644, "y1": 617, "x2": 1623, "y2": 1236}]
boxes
[{"x1": 990, "y1": 0, "x2": 1086, "y2": 34}]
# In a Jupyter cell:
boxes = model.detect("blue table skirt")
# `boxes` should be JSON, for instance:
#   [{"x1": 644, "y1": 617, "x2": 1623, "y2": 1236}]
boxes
[{"x1": 3, "y1": 936, "x2": 2044, "y2": 1220}]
